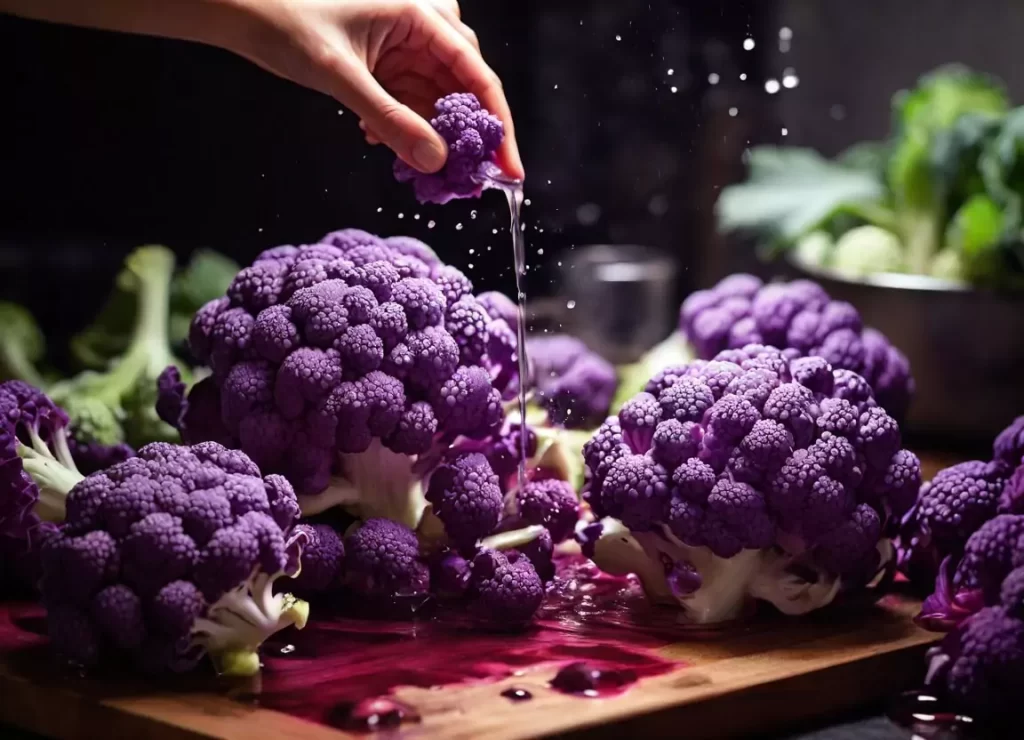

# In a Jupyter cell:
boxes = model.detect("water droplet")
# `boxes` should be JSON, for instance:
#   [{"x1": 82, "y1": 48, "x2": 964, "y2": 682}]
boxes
[
  {"x1": 470, "y1": 210, "x2": 478, "y2": 219},
  {"x1": 670, "y1": 86, "x2": 678, "y2": 94},
  {"x1": 397, "y1": 213, "x2": 405, "y2": 219},
  {"x1": 537, "y1": 248, "x2": 544, "y2": 255},
  {"x1": 667, "y1": 68, "x2": 675, "y2": 76},
  {"x1": 782, "y1": 68, "x2": 799, "y2": 88},
  {"x1": 743, "y1": 38, "x2": 755, "y2": 50},
  {"x1": 278, "y1": 644, "x2": 296, "y2": 655},
  {"x1": 414, "y1": 213, "x2": 421, "y2": 220},
  {"x1": 258, "y1": 227, "x2": 263, "y2": 233},
  {"x1": 765, "y1": 79, "x2": 781, "y2": 94},
  {"x1": 554, "y1": 84, "x2": 559, "y2": 90},
  {"x1": 779, "y1": 27, "x2": 793, "y2": 40},
  {"x1": 524, "y1": 199, "x2": 532, "y2": 206},
  {"x1": 468, "y1": 263, "x2": 474, "y2": 269},
  {"x1": 648, "y1": 194, "x2": 669, "y2": 216},
  {"x1": 492, "y1": 228, "x2": 499, "y2": 234},
  {"x1": 576, "y1": 203, "x2": 601, "y2": 225},
  {"x1": 376, "y1": 207, "x2": 383, "y2": 213},
  {"x1": 468, "y1": 248, "x2": 475, "y2": 255},
  {"x1": 728, "y1": 107, "x2": 739, "y2": 117},
  {"x1": 427, "y1": 220, "x2": 436, "y2": 229},
  {"x1": 781, "y1": 127, "x2": 789, "y2": 136},
  {"x1": 615, "y1": 34, "x2": 622, "y2": 41},
  {"x1": 708, "y1": 73, "x2": 720, "y2": 85},
  {"x1": 501, "y1": 687, "x2": 533, "y2": 702},
  {"x1": 456, "y1": 223, "x2": 463, "y2": 231},
  {"x1": 566, "y1": 300, "x2": 577, "y2": 310},
  {"x1": 739, "y1": 73, "x2": 747, "y2": 81},
  {"x1": 337, "y1": 109, "x2": 344, "y2": 115}
]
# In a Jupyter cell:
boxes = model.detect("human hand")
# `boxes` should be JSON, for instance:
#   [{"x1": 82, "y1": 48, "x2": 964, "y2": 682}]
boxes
[{"x1": 220, "y1": 0, "x2": 523, "y2": 179}]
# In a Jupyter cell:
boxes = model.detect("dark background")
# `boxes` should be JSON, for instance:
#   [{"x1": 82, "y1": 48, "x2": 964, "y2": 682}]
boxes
[{"x1": 3, "y1": 0, "x2": 1024, "y2": 352}]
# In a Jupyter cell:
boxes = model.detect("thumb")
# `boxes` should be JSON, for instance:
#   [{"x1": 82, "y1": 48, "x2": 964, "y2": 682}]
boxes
[{"x1": 330, "y1": 58, "x2": 448, "y2": 173}]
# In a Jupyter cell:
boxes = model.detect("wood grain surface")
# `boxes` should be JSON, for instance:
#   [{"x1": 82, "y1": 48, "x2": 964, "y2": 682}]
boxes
[
  {"x1": 0, "y1": 451, "x2": 959, "y2": 740},
  {"x1": 0, "y1": 595, "x2": 936, "y2": 740}
]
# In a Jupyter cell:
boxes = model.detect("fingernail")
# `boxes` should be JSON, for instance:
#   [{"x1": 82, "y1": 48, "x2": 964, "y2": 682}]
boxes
[{"x1": 412, "y1": 139, "x2": 446, "y2": 173}]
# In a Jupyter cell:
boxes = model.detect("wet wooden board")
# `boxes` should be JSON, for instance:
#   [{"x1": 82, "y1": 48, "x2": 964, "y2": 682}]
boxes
[
  {"x1": 0, "y1": 594, "x2": 936, "y2": 740},
  {"x1": 0, "y1": 449, "x2": 955, "y2": 740}
]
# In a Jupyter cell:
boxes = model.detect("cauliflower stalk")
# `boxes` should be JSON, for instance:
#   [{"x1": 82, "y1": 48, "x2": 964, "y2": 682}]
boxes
[{"x1": 579, "y1": 345, "x2": 920, "y2": 624}]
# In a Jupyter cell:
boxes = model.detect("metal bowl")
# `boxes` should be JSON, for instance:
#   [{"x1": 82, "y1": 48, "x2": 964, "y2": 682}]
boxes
[{"x1": 787, "y1": 258, "x2": 1024, "y2": 442}]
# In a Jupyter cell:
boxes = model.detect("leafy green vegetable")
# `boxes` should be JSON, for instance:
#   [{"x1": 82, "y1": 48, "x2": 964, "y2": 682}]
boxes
[
  {"x1": 888, "y1": 66, "x2": 1009, "y2": 272},
  {"x1": 945, "y1": 194, "x2": 1004, "y2": 281},
  {"x1": 718, "y1": 63, "x2": 1024, "y2": 289},
  {"x1": 716, "y1": 147, "x2": 886, "y2": 248}
]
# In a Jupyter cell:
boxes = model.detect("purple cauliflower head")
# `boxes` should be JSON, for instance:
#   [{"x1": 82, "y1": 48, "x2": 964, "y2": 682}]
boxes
[
  {"x1": 40, "y1": 441, "x2": 308, "y2": 677},
  {"x1": 580, "y1": 346, "x2": 918, "y2": 623},
  {"x1": 679, "y1": 276, "x2": 913, "y2": 420},
  {"x1": 526, "y1": 335, "x2": 617, "y2": 429}
]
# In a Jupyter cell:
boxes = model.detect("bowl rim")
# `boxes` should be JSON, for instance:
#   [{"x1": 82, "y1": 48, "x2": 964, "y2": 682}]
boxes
[{"x1": 787, "y1": 254, "x2": 977, "y2": 294}]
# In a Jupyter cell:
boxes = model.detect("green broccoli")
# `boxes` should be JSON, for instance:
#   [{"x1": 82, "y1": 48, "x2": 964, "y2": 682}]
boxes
[
  {"x1": 0, "y1": 302, "x2": 47, "y2": 387},
  {"x1": 50, "y1": 246, "x2": 191, "y2": 447}
]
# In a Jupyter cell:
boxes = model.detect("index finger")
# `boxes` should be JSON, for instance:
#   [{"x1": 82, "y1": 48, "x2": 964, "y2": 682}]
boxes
[{"x1": 421, "y1": 9, "x2": 524, "y2": 181}]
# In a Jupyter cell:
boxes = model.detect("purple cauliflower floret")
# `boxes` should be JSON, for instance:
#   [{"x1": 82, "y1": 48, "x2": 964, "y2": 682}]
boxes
[
  {"x1": 393, "y1": 93, "x2": 506, "y2": 204},
  {"x1": 1000, "y1": 462, "x2": 1024, "y2": 515},
  {"x1": 580, "y1": 348, "x2": 918, "y2": 623},
  {"x1": 426, "y1": 453, "x2": 503, "y2": 551},
  {"x1": 526, "y1": 335, "x2": 618, "y2": 429},
  {"x1": 468, "y1": 549, "x2": 544, "y2": 627},
  {"x1": 291, "y1": 523, "x2": 346, "y2": 594},
  {"x1": 344, "y1": 518, "x2": 428, "y2": 597},
  {"x1": 599, "y1": 454, "x2": 671, "y2": 531},
  {"x1": 679, "y1": 276, "x2": 913, "y2": 419},
  {"x1": 955, "y1": 515, "x2": 1024, "y2": 601},
  {"x1": 994, "y1": 416, "x2": 1024, "y2": 468},
  {"x1": 904, "y1": 460, "x2": 1007, "y2": 565},
  {"x1": 38, "y1": 440, "x2": 308, "y2": 677},
  {"x1": 515, "y1": 478, "x2": 580, "y2": 543},
  {"x1": 931, "y1": 606, "x2": 1024, "y2": 722}
]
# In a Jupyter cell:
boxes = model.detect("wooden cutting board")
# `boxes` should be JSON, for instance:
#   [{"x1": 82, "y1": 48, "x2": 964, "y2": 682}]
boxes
[
  {"x1": 0, "y1": 593, "x2": 935, "y2": 740},
  {"x1": 0, "y1": 449, "x2": 956, "y2": 740}
]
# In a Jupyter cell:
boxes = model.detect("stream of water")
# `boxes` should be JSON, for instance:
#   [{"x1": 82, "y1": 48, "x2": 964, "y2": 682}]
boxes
[{"x1": 503, "y1": 184, "x2": 530, "y2": 492}]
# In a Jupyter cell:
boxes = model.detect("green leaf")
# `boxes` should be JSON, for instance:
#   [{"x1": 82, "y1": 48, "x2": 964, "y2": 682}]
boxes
[
  {"x1": 892, "y1": 64, "x2": 1009, "y2": 138},
  {"x1": 946, "y1": 193, "x2": 1008, "y2": 284},
  {"x1": 717, "y1": 147, "x2": 885, "y2": 246},
  {"x1": 837, "y1": 140, "x2": 891, "y2": 179},
  {"x1": 930, "y1": 111, "x2": 1003, "y2": 207}
]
